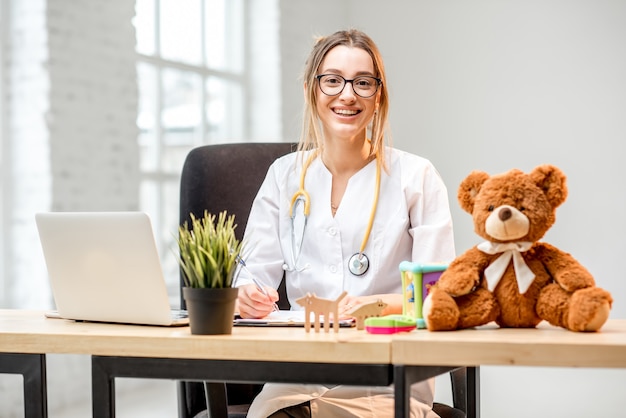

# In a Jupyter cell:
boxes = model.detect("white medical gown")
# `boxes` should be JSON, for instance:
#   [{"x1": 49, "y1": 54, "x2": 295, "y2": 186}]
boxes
[{"x1": 237, "y1": 147, "x2": 455, "y2": 418}]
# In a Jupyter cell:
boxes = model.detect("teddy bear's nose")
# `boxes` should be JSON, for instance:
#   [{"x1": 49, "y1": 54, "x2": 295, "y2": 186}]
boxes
[{"x1": 498, "y1": 207, "x2": 512, "y2": 221}]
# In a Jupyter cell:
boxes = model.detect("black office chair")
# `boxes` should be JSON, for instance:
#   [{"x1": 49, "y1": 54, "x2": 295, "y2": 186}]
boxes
[
  {"x1": 178, "y1": 142, "x2": 475, "y2": 418},
  {"x1": 178, "y1": 142, "x2": 294, "y2": 418}
]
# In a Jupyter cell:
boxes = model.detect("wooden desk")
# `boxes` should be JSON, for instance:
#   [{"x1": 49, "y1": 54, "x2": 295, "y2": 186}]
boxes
[
  {"x1": 5, "y1": 309, "x2": 624, "y2": 418},
  {"x1": 0, "y1": 310, "x2": 393, "y2": 418},
  {"x1": 392, "y1": 320, "x2": 626, "y2": 418},
  {"x1": 0, "y1": 310, "x2": 389, "y2": 362}
]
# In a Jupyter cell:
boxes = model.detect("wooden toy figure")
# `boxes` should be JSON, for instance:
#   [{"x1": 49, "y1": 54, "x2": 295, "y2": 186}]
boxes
[
  {"x1": 399, "y1": 261, "x2": 448, "y2": 329},
  {"x1": 296, "y1": 291, "x2": 347, "y2": 333},
  {"x1": 346, "y1": 299, "x2": 387, "y2": 330}
]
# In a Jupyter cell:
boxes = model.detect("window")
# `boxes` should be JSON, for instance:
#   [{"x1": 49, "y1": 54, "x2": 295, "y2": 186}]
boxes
[{"x1": 133, "y1": 0, "x2": 249, "y2": 302}]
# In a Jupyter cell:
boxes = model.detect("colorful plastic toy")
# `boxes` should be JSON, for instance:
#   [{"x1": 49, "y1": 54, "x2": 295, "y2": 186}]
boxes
[
  {"x1": 399, "y1": 261, "x2": 448, "y2": 329},
  {"x1": 364, "y1": 315, "x2": 417, "y2": 334}
]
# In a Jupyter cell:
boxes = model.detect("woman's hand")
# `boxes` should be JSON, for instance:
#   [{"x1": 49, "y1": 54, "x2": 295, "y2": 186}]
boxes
[
  {"x1": 236, "y1": 283, "x2": 279, "y2": 319},
  {"x1": 338, "y1": 294, "x2": 362, "y2": 316}
]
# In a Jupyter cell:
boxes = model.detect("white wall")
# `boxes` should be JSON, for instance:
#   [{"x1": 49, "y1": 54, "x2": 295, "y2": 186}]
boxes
[
  {"x1": 1, "y1": 1, "x2": 623, "y2": 417},
  {"x1": 1, "y1": 1, "x2": 143, "y2": 416},
  {"x1": 279, "y1": 1, "x2": 626, "y2": 417},
  {"x1": 279, "y1": 0, "x2": 351, "y2": 141}
]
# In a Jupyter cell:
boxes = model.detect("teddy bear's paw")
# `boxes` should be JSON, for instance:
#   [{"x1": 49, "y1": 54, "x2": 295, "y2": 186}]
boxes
[
  {"x1": 456, "y1": 288, "x2": 500, "y2": 328},
  {"x1": 423, "y1": 289, "x2": 460, "y2": 331},
  {"x1": 437, "y1": 272, "x2": 479, "y2": 296},
  {"x1": 568, "y1": 287, "x2": 613, "y2": 332}
]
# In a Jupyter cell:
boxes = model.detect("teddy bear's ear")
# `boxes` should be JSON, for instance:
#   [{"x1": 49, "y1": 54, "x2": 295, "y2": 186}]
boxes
[
  {"x1": 457, "y1": 170, "x2": 490, "y2": 214},
  {"x1": 529, "y1": 164, "x2": 568, "y2": 209}
]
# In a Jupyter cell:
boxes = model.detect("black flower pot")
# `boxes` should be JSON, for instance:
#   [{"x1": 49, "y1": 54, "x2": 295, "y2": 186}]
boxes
[{"x1": 182, "y1": 287, "x2": 239, "y2": 335}]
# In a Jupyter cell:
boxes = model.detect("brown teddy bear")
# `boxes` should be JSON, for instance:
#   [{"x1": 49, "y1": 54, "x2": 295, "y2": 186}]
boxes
[{"x1": 424, "y1": 164, "x2": 613, "y2": 332}]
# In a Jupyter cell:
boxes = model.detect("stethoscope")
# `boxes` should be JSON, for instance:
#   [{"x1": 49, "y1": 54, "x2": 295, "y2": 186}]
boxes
[{"x1": 282, "y1": 150, "x2": 381, "y2": 276}]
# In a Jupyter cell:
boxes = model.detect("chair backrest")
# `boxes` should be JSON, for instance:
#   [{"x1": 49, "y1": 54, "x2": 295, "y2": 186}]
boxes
[
  {"x1": 178, "y1": 142, "x2": 295, "y2": 417},
  {"x1": 179, "y1": 142, "x2": 295, "y2": 310},
  {"x1": 179, "y1": 142, "x2": 296, "y2": 241}
]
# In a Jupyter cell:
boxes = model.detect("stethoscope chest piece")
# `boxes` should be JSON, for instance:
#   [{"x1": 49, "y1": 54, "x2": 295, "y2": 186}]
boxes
[{"x1": 348, "y1": 252, "x2": 370, "y2": 276}]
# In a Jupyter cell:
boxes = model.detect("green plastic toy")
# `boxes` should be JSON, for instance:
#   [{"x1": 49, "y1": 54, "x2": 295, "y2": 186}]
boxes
[{"x1": 364, "y1": 315, "x2": 417, "y2": 334}]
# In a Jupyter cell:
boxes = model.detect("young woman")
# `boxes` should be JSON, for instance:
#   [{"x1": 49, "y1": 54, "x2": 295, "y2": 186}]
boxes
[{"x1": 236, "y1": 29, "x2": 455, "y2": 418}]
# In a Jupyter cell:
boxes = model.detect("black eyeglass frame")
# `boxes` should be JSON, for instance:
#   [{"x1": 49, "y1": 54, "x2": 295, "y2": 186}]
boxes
[{"x1": 315, "y1": 74, "x2": 382, "y2": 98}]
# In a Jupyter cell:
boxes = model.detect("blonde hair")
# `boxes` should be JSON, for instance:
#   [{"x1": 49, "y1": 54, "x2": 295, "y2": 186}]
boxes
[{"x1": 297, "y1": 29, "x2": 390, "y2": 164}]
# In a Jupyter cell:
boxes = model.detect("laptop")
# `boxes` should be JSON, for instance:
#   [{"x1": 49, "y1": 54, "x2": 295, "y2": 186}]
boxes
[{"x1": 35, "y1": 212, "x2": 188, "y2": 326}]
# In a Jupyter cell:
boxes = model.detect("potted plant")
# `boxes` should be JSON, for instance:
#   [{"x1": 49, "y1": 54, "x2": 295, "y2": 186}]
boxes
[{"x1": 177, "y1": 210, "x2": 242, "y2": 335}]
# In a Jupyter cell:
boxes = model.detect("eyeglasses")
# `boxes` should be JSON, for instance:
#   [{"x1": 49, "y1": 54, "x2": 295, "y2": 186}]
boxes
[{"x1": 316, "y1": 74, "x2": 382, "y2": 98}]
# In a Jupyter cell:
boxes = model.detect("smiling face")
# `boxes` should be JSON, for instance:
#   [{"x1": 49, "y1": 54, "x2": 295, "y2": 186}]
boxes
[{"x1": 315, "y1": 45, "x2": 381, "y2": 143}]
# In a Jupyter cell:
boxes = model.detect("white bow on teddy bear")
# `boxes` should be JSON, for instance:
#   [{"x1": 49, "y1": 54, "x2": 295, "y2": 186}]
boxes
[{"x1": 477, "y1": 241, "x2": 535, "y2": 294}]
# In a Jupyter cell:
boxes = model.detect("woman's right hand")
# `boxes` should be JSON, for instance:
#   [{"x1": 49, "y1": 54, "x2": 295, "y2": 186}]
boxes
[{"x1": 236, "y1": 283, "x2": 279, "y2": 319}]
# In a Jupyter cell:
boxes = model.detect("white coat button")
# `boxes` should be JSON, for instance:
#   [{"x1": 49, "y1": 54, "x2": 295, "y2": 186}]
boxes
[
  {"x1": 329, "y1": 265, "x2": 337, "y2": 273},
  {"x1": 328, "y1": 227, "x2": 337, "y2": 236}
]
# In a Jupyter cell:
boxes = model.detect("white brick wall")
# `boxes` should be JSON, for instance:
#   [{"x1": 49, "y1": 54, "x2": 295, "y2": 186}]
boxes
[
  {"x1": 47, "y1": 0, "x2": 139, "y2": 212},
  {"x1": 1, "y1": 0, "x2": 139, "y2": 416},
  {"x1": 6, "y1": 0, "x2": 51, "y2": 310},
  {"x1": 4, "y1": 0, "x2": 139, "y2": 310}
]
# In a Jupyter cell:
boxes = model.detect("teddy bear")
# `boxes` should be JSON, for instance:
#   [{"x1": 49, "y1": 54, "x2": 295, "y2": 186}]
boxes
[{"x1": 423, "y1": 164, "x2": 613, "y2": 332}]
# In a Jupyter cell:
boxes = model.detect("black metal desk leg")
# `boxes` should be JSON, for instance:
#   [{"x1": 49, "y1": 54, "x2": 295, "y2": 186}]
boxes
[
  {"x1": 466, "y1": 366, "x2": 480, "y2": 418},
  {"x1": 0, "y1": 353, "x2": 48, "y2": 418},
  {"x1": 393, "y1": 365, "x2": 411, "y2": 418},
  {"x1": 92, "y1": 356, "x2": 116, "y2": 418},
  {"x1": 23, "y1": 354, "x2": 48, "y2": 418},
  {"x1": 394, "y1": 365, "x2": 459, "y2": 418},
  {"x1": 450, "y1": 366, "x2": 480, "y2": 418}
]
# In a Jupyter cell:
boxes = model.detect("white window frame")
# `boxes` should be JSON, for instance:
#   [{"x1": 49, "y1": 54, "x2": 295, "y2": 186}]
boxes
[{"x1": 135, "y1": 0, "x2": 250, "y2": 300}]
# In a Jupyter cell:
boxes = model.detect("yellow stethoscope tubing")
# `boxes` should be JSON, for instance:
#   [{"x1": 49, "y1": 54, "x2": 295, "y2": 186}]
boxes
[
  {"x1": 288, "y1": 150, "x2": 381, "y2": 255},
  {"x1": 288, "y1": 152, "x2": 316, "y2": 218},
  {"x1": 358, "y1": 156, "x2": 381, "y2": 255}
]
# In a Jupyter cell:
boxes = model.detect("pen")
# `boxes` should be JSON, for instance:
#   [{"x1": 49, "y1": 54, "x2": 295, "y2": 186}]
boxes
[
  {"x1": 237, "y1": 255, "x2": 279, "y2": 311},
  {"x1": 251, "y1": 277, "x2": 279, "y2": 311}
]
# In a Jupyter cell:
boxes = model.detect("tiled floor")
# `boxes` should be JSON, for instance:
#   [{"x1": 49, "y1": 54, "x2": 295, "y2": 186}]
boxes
[{"x1": 56, "y1": 380, "x2": 179, "y2": 418}]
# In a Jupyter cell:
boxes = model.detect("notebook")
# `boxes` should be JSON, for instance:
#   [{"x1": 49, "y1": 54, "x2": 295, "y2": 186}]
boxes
[
  {"x1": 234, "y1": 310, "x2": 355, "y2": 327},
  {"x1": 35, "y1": 212, "x2": 188, "y2": 326}
]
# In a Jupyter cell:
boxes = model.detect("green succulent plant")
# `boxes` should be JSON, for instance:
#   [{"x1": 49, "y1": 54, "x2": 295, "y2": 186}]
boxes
[{"x1": 176, "y1": 211, "x2": 242, "y2": 289}]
